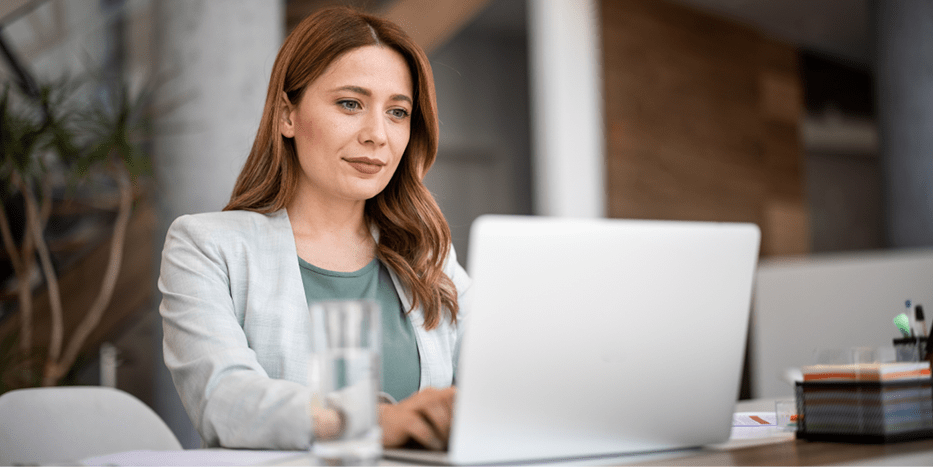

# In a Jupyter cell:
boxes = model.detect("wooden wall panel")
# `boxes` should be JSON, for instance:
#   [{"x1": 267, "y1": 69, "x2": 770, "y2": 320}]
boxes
[{"x1": 602, "y1": 0, "x2": 809, "y2": 256}]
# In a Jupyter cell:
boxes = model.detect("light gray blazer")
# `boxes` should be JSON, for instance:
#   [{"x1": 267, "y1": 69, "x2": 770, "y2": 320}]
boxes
[{"x1": 158, "y1": 209, "x2": 471, "y2": 449}]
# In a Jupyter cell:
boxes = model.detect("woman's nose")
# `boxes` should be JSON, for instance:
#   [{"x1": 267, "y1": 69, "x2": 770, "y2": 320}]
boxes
[{"x1": 360, "y1": 111, "x2": 388, "y2": 146}]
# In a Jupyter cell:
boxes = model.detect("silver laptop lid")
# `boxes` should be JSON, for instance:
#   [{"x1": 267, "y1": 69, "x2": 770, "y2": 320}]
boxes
[{"x1": 449, "y1": 215, "x2": 760, "y2": 464}]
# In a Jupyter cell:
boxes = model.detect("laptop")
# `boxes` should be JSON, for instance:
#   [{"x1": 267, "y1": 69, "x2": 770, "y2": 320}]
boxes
[{"x1": 385, "y1": 215, "x2": 761, "y2": 465}]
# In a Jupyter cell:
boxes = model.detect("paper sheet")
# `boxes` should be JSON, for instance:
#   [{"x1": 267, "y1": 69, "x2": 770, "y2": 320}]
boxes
[
  {"x1": 733, "y1": 411, "x2": 777, "y2": 427},
  {"x1": 705, "y1": 412, "x2": 796, "y2": 450}
]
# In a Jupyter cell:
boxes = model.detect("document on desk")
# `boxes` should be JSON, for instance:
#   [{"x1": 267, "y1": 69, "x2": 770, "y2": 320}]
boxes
[
  {"x1": 733, "y1": 411, "x2": 777, "y2": 427},
  {"x1": 80, "y1": 449, "x2": 311, "y2": 466},
  {"x1": 706, "y1": 412, "x2": 795, "y2": 451}
]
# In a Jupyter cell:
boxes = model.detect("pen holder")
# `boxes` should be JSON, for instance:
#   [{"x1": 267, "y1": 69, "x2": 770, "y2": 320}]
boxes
[{"x1": 893, "y1": 336, "x2": 929, "y2": 363}]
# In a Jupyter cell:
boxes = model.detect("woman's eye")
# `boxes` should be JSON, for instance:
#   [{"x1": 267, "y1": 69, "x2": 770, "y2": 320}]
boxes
[
  {"x1": 338, "y1": 100, "x2": 361, "y2": 111},
  {"x1": 389, "y1": 108, "x2": 410, "y2": 119}
]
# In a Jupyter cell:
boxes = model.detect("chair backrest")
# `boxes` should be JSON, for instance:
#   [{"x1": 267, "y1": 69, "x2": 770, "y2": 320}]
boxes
[{"x1": 0, "y1": 386, "x2": 182, "y2": 465}]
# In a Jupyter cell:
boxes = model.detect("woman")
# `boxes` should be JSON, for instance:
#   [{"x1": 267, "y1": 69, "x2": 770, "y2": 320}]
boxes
[{"x1": 158, "y1": 6, "x2": 469, "y2": 451}]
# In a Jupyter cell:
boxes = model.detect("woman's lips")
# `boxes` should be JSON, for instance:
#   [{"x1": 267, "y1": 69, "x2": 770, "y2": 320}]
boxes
[{"x1": 344, "y1": 157, "x2": 384, "y2": 175}]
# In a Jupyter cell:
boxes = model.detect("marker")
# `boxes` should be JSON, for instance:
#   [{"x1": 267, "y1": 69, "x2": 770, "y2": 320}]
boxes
[
  {"x1": 894, "y1": 313, "x2": 911, "y2": 338},
  {"x1": 916, "y1": 304, "x2": 928, "y2": 338},
  {"x1": 922, "y1": 305, "x2": 933, "y2": 362}
]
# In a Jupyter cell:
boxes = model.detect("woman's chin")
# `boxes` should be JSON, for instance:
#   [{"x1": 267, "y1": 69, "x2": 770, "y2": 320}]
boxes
[{"x1": 340, "y1": 182, "x2": 391, "y2": 202}]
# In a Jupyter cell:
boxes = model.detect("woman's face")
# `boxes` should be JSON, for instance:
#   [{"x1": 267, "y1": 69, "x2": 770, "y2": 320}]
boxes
[{"x1": 281, "y1": 45, "x2": 413, "y2": 206}]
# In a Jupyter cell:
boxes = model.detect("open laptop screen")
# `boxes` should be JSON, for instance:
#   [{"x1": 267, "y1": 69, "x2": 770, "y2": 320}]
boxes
[{"x1": 391, "y1": 215, "x2": 761, "y2": 465}]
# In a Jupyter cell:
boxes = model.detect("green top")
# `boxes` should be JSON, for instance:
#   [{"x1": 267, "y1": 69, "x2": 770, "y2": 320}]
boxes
[{"x1": 298, "y1": 256, "x2": 420, "y2": 402}]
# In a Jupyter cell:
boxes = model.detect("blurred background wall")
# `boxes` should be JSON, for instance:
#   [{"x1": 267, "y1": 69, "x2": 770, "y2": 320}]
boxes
[{"x1": 2, "y1": 0, "x2": 932, "y2": 447}]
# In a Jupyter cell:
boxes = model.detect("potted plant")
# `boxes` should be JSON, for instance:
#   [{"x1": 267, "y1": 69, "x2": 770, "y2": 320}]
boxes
[{"x1": 0, "y1": 68, "x2": 155, "y2": 390}]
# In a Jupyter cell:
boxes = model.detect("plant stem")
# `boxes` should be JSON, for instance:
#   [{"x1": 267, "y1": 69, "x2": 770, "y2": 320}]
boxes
[
  {"x1": 55, "y1": 166, "x2": 133, "y2": 384},
  {"x1": 0, "y1": 202, "x2": 24, "y2": 274},
  {"x1": 0, "y1": 199, "x2": 34, "y2": 354},
  {"x1": 13, "y1": 174, "x2": 63, "y2": 387}
]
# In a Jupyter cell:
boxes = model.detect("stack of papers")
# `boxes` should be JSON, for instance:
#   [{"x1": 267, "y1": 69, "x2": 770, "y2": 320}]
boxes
[
  {"x1": 801, "y1": 361, "x2": 931, "y2": 382},
  {"x1": 796, "y1": 364, "x2": 933, "y2": 441}
]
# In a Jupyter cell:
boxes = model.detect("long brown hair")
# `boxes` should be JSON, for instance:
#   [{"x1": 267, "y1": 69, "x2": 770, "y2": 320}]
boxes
[{"x1": 225, "y1": 6, "x2": 457, "y2": 329}]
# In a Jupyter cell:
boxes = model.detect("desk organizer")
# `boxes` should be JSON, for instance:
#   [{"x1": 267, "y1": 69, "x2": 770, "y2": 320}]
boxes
[
  {"x1": 795, "y1": 379, "x2": 933, "y2": 443},
  {"x1": 893, "y1": 336, "x2": 929, "y2": 363}
]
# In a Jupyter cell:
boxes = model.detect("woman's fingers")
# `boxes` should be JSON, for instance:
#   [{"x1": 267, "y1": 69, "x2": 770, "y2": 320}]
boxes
[
  {"x1": 380, "y1": 387, "x2": 456, "y2": 450},
  {"x1": 380, "y1": 402, "x2": 445, "y2": 450},
  {"x1": 404, "y1": 413, "x2": 446, "y2": 450},
  {"x1": 415, "y1": 388, "x2": 454, "y2": 442}
]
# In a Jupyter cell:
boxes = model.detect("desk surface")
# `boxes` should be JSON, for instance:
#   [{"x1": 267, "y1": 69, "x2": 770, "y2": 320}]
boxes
[
  {"x1": 79, "y1": 437, "x2": 933, "y2": 466},
  {"x1": 631, "y1": 438, "x2": 933, "y2": 466},
  {"x1": 78, "y1": 396, "x2": 933, "y2": 467}
]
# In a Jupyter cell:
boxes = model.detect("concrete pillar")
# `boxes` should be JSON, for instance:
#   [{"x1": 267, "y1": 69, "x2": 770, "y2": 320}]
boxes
[
  {"x1": 875, "y1": 0, "x2": 933, "y2": 248},
  {"x1": 527, "y1": 0, "x2": 605, "y2": 217},
  {"x1": 150, "y1": 0, "x2": 283, "y2": 448}
]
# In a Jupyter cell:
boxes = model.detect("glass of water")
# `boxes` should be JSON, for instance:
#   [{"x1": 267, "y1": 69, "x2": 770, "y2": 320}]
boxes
[{"x1": 308, "y1": 299, "x2": 382, "y2": 465}]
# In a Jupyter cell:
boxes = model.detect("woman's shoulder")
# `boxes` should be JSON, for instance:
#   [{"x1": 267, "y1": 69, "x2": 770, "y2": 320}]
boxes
[
  {"x1": 171, "y1": 209, "x2": 285, "y2": 229},
  {"x1": 167, "y1": 209, "x2": 290, "y2": 243}
]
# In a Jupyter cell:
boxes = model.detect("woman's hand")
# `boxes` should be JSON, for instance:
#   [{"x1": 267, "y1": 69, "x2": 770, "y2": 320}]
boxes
[{"x1": 380, "y1": 386, "x2": 455, "y2": 450}]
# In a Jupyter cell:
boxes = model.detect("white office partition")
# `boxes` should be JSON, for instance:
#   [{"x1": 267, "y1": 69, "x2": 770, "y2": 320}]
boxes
[{"x1": 750, "y1": 249, "x2": 933, "y2": 399}]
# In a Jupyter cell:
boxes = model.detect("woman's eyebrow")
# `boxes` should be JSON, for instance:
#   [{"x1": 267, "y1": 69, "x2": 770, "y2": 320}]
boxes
[{"x1": 331, "y1": 85, "x2": 412, "y2": 105}]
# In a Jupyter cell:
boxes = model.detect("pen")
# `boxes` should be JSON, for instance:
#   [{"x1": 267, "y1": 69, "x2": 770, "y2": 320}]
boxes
[{"x1": 906, "y1": 300, "x2": 915, "y2": 337}]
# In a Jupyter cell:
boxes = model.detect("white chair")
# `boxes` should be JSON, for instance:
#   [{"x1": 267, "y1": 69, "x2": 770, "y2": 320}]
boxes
[{"x1": 0, "y1": 386, "x2": 182, "y2": 465}]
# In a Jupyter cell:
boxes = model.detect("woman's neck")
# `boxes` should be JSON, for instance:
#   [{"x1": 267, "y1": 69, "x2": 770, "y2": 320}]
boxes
[{"x1": 286, "y1": 194, "x2": 375, "y2": 272}]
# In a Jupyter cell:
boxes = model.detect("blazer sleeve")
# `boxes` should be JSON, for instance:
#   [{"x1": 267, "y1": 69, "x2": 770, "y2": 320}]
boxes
[{"x1": 158, "y1": 215, "x2": 313, "y2": 449}]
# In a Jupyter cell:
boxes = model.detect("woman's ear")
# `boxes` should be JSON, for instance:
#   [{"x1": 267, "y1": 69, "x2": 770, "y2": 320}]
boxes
[{"x1": 280, "y1": 92, "x2": 296, "y2": 138}]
